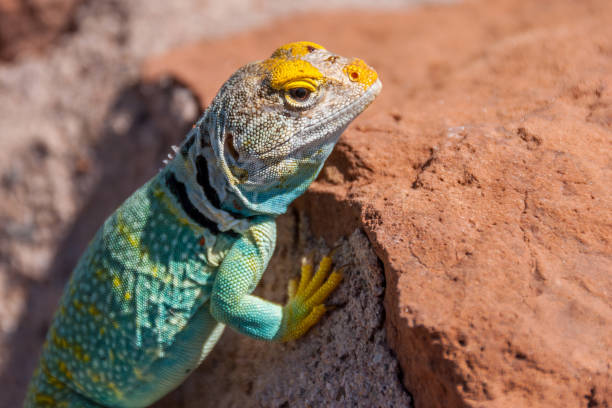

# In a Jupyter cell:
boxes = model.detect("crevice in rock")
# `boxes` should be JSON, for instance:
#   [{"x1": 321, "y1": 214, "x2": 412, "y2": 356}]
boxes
[
  {"x1": 409, "y1": 245, "x2": 429, "y2": 271},
  {"x1": 411, "y1": 147, "x2": 436, "y2": 189},
  {"x1": 518, "y1": 189, "x2": 544, "y2": 295},
  {"x1": 516, "y1": 127, "x2": 542, "y2": 150},
  {"x1": 584, "y1": 386, "x2": 602, "y2": 408}
]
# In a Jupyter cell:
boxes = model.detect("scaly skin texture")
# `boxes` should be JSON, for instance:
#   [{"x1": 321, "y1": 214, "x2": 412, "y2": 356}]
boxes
[{"x1": 25, "y1": 42, "x2": 381, "y2": 408}]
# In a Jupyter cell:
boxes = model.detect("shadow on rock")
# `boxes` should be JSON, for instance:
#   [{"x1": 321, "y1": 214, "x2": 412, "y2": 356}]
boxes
[{"x1": 0, "y1": 76, "x2": 201, "y2": 407}]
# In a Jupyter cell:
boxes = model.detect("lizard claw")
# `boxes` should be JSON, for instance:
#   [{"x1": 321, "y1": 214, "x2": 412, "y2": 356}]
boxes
[{"x1": 277, "y1": 251, "x2": 343, "y2": 342}]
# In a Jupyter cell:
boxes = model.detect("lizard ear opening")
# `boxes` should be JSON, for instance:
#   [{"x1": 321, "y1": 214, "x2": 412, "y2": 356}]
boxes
[{"x1": 225, "y1": 132, "x2": 239, "y2": 162}]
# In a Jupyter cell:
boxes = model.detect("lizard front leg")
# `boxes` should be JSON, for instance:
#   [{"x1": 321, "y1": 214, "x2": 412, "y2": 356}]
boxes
[{"x1": 209, "y1": 218, "x2": 341, "y2": 342}]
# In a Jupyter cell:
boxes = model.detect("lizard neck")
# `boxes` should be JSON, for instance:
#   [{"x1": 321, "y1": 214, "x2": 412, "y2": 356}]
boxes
[
  {"x1": 160, "y1": 124, "x2": 253, "y2": 234},
  {"x1": 165, "y1": 107, "x2": 341, "y2": 221}
]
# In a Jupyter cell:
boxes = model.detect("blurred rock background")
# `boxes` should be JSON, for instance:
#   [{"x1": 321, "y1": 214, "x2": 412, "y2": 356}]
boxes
[{"x1": 1, "y1": 0, "x2": 611, "y2": 407}]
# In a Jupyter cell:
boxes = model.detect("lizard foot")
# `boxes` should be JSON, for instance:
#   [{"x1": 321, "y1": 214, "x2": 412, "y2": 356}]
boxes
[{"x1": 277, "y1": 251, "x2": 343, "y2": 342}]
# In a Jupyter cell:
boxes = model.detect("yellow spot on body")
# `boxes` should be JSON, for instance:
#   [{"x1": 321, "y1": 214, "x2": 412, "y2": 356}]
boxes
[
  {"x1": 109, "y1": 350, "x2": 115, "y2": 362},
  {"x1": 74, "y1": 345, "x2": 84, "y2": 361},
  {"x1": 133, "y1": 367, "x2": 145, "y2": 380},
  {"x1": 99, "y1": 327, "x2": 106, "y2": 335},
  {"x1": 35, "y1": 394, "x2": 55, "y2": 405},
  {"x1": 155, "y1": 186, "x2": 203, "y2": 231},
  {"x1": 95, "y1": 268, "x2": 107, "y2": 281},
  {"x1": 83, "y1": 353, "x2": 90, "y2": 363},
  {"x1": 117, "y1": 213, "x2": 140, "y2": 248},
  {"x1": 343, "y1": 58, "x2": 378, "y2": 90},
  {"x1": 112, "y1": 321, "x2": 119, "y2": 329},
  {"x1": 73, "y1": 380, "x2": 85, "y2": 392},
  {"x1": 52, "y1": 330, "x2": 69, "y2": 349},
  {"x1": 88, "y1": 304, "x2": 101, "y2": 317},
  {"x1": 112, "y1": 276, "x2": 121, "y2": 288},
  {"x1": 43, "y1": 368, "x2": 66, "y2": 390},
  {"x1": 72, "y1": 299, "x2": 83, "y2": 311},
  {"x1": 58, "y1": 361, "x2": 72, "y2": 380},
  {"x1": 124, "y1": 292, "x2": 132, "y2": 300},
  {"x1": 107, "y1": 382, "x2": 124, "y2": 399},
  {"x1": 271, "y1": 41, "x2": 325, "y2": 58},
  {"x1": 51, "y1": 329, "x2": 91, "y2": 363}
]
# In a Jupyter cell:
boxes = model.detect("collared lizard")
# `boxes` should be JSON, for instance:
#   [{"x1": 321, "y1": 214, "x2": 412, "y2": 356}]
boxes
[{"x1": 25, "y1": 41, "x2": 381, "y2": 408}]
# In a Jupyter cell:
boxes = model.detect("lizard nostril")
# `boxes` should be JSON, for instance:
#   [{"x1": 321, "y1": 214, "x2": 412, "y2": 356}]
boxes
[{"x1": 343, "y1": 58, "x2": 378, "y2": 89}]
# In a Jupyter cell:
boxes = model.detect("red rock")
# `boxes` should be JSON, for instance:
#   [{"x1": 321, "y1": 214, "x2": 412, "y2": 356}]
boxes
[{"x1": 144, "y1": 0, "x2": 612, "y2": 406}]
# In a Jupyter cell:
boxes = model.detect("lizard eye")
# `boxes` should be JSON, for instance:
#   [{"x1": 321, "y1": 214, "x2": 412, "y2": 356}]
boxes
[
  {"x1": 282, "y1": 79, "x2": 319, "y2": 109},
  {"x1": 288, "y1": 87, "x2": 311, "y2": 101}
]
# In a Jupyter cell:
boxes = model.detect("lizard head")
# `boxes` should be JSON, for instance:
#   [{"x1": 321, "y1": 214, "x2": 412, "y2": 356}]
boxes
[{"x1": 200, "y1": 41, "x2": 381, "y2": 216}]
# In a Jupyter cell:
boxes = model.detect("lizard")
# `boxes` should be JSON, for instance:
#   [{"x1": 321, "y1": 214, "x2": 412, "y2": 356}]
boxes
[{"x1": 24, "y1": 41, "x2": 381, "y2": 408}]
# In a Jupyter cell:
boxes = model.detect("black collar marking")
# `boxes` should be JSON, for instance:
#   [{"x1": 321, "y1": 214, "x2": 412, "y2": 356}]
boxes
[
  {"x1": 194, "y1": 154, "x2": 248, "y2": 220},
  {"x1": 195, "y1": 155, "x2": 222, "y2": 209},
  {"x1": 164, "y1": 171, "x2": 221, "y2": 234}
]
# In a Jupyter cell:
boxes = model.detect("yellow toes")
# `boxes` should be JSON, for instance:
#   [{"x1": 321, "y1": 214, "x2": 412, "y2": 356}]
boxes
[
  {"x1": 283, "y1": 304, "x2": 326, "y2": 342},
  {"x1": 302, "y1": 255, "x2": 333, "y2": 299},
  {"x1": 287, "y1": 278, "x2": 298, "y2": 299},
  {"x1": 304, "y1": 304, "x2": 326, "y2": 328},
  {"x1": 296, "y1": 257, "x2": 313, "y2": 296},
  {"x1": 305, "y1": 271, "x2": 343, "y2": 308},
  {"x1": 281, "y1": 251, "x2": 345, "y2": 342}
]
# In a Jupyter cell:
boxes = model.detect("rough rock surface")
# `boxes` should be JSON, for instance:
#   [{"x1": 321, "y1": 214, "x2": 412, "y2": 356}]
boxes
[{"x1": 145, "y1": 1, "x2": 612, "y2": 407}]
